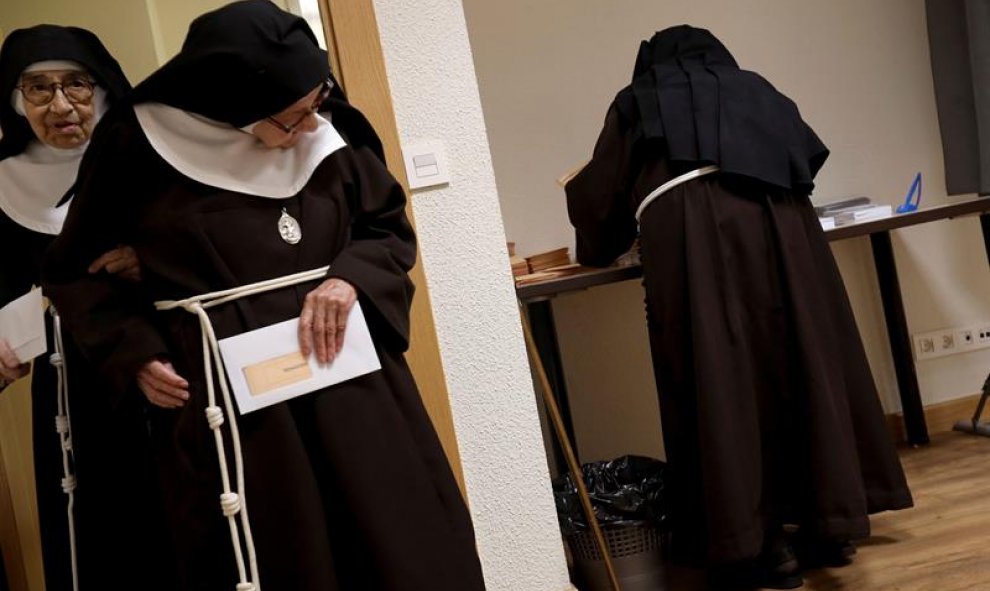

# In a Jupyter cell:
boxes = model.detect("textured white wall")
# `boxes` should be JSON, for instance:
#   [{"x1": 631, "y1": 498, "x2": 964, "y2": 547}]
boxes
[
  {"x1": 463, "y1": 0, "x2": 990, "y2": 461},
  {"x1": 372, "y1": 1, "x2": 573, "y2": 590}
]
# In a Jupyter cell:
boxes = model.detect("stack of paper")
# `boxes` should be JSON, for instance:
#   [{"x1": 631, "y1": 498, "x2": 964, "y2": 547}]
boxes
[
  {"x1": 510, "y1": 255, "x2": 530, "y2": 277},
  {"x1": 814, "y1": 196, "x2": 872, "y2": 218},
  {"x1": 0, "y1": 288, "x2": 47, "y2": 363},
  {"x1": 526, "y1": 247, "x2": 571, "y2": 272},
  {"x1": 514, "y1": 263, "x2": 585, "y2": 286},
  {"x1": 506, "y1": 242, "x2": 530, "y2": 276},
  {"x1": 814, "y1": 196, "x2": 895, "y2": 229},
  {"x1": 833, "y1": 204, "x2": 893, "y2": 226}
]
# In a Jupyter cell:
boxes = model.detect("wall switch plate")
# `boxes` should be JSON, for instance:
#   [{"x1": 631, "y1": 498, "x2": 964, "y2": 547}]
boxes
[{"x1": 402, "y1": 141, "x2": 450, "y2": 190}]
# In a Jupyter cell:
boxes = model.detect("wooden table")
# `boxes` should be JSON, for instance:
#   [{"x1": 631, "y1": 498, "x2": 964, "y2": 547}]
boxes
[{"x1": 517, "y1": 197, "x2": 990, "y2": 450}]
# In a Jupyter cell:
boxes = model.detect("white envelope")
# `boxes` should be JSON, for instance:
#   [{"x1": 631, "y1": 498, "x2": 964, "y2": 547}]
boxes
[
  {"x1": 0, "y1": 287, "x2": 48, "y2": 363},
  {"x1": 218, "y1": 301, "x2": 381, "y2": 414}
]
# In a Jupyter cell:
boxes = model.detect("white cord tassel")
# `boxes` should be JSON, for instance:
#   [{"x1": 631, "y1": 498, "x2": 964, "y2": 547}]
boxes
[
  {"x1": 50, "y1": 309, "x2": 79, "y2": 591},
  {"x1": 154, "y1": 265, "x2": 329, "y2": 591}
]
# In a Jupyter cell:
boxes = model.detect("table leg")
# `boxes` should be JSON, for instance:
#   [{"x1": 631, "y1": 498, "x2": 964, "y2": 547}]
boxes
[
  {"x1": 524, "y1": 299, "x2": 579, "y2": 465},
  {"x1": 981, "y1": 213, "x2": 990, "y2": 266},
  {"x1": 870, "y1": 231, "x2": 929, "y2": 445}
]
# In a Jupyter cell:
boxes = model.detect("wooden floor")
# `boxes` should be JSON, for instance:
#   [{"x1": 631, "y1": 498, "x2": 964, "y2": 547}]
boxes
[
  {"x1": 798, "y1": 432, "x2": 990, "y2": 591},
  {"x1": 657, "y1": 432, "x2": 990, "y2": 590}
]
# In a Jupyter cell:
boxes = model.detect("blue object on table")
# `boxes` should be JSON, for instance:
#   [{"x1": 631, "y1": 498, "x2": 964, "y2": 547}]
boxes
[{"x1": 897, "y1": 172, "x2": 922, "y2": 214}]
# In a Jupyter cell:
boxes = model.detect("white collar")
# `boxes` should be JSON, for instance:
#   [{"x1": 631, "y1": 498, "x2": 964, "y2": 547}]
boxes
[
  {"x1": 134, "y1": 102, "x2": 347, "y2": 199},
  {"x1": 0, "y1": 140, "x2": 83, "y2": 235}
]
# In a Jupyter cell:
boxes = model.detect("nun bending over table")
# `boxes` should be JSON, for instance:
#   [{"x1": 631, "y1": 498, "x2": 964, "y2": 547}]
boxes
[{"x1": 566, "y1": 25, "x2": 913, "y2": 590}]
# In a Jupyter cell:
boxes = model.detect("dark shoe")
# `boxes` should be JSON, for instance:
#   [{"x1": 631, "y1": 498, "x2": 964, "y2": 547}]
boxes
[
  {"x1": 792, "y1": 532, "x2": 855, "y2": 568},
  {"x1": 763, "y1": 533, "x2": 800, "y2": 578},
  {"x1": 708, "y1": 560, "x2": 804, "y2": 590},
  {"x1": 755, "y1": 567, "x2": 804, "y2": 590}
]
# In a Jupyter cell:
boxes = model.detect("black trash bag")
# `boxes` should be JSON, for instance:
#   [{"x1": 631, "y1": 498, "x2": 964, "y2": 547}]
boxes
[{"x1": 553, "y1": 455, "x2": 667, "y2": 535}]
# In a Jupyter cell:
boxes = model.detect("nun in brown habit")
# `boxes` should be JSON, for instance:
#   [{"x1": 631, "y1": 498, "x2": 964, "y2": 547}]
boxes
[
  {"x1": 43, "y1": 2, "x2": 485, "y2": 589},
  {"x1": 0, "y1": 25, "x2": 175, "y2": 591},
  {"x1": 566, "y1": 26, "x2": 912, "y2": 589}
]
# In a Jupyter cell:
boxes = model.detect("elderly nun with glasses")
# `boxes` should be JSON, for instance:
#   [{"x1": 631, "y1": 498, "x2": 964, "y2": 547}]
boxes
[
  {"x1": 43, "y1": 2, "x2": 487, "y2": 590},
  {"x1": 0, "y1": 24, "x2": 176, "y2": 591}
]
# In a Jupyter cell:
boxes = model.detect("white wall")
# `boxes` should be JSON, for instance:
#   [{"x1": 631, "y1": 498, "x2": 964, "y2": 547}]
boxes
[
  {"x1": 463, "y1": 0, "x2": 990, "y2": 462},
  {"x1": 145, "y1": 0, "x2": 294, "y2": 66},
  {"x1": 0, "y1": 0, "x2": 160, "y2": 82},
  {"x1": 1, "y1": 1, "x2": 294, "y2": 84},
  {"x1": 372, "y1": 1, "x2": 574, "y2": 590}
]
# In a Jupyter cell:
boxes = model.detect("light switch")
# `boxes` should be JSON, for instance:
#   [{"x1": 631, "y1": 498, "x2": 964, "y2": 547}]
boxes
[{"x1": 401, "y1": 141, "x2": 450, "y2": 190}]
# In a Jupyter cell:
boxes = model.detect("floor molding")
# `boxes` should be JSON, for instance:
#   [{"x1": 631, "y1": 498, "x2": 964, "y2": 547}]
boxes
[{"x1": 888, "y1": 393, "x2": 982, "y2": 443}]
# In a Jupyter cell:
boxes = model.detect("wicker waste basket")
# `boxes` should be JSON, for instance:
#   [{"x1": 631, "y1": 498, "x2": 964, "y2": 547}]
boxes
[{"x1": 568, "y1": 523, "x2": 667, "y2": 591}]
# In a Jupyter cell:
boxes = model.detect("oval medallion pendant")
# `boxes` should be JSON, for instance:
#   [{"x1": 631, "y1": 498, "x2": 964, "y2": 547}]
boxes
[{"x1": 278, "y1": 208, "x2": 302, "y2": 244}]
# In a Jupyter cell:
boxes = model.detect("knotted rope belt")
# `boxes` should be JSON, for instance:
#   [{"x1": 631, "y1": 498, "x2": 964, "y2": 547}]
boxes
[
  {"x1": 154, "y1": 266, "x2": 330, "y2": 591},
  {"x1": 50, "y1": 308, "x2": 79, "y2": 591}
]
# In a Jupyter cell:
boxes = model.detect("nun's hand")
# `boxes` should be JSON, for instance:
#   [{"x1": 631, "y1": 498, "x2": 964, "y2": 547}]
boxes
[
  {"x1": 137, "y1": 359, "x2": 190, "y2": 409},
  {"x1": 299, "y1": 278, "x2": 357, "y2": 365},
  {"x1": 0, "y1": 338, "x2": 30, "y2": 387},
  {"x1": 88, "y1": 245, "x2": 142, "y2": 282}
]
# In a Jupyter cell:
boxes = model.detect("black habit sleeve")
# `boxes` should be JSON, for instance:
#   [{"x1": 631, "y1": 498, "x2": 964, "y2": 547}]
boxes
[
  {"x1": 42, "y1": 114, "x2": 169, "y2": 400},
  {"x1": 565, "y1": 102, "x2": 640, "y2": 268},
  {"x1": 0, "y1": 215, "x2": 49, "y2": 308},
  {"x1": 330, "y1": 143, "x2": 417, "y2": 353}
]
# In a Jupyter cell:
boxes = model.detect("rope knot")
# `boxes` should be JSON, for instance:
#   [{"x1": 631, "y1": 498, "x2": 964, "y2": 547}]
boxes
[
  {"x1": 61, "y1": 475, "x2": 77, "y2": 493},
  {"x1": 151, "y1": 270, "x2": 338, "y2": 591},
  {"x1": 220, "y1": 492, "x2": 242, "y2": 516},
  {"x1": 49, "y1": 352, "x2": 63, "y2": 367},
  {"x1": 61, "y1": 437, "x2": 73, "y2": 452},
  {"x1": 55, "y1": 415, "x2": 70, "y2": 433},
  {"x1": 205, "y1": 406, "x2": 225, "y2": 430}
]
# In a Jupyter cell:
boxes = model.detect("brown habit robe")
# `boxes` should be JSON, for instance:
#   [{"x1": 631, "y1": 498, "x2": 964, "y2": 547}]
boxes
[
  {"x1": 566, "y1": 97, "x2": 913, "y2": 565},
  {"x1": 43, "y1": 103, "x2": 487, "y2": 590},
  {"x1": 0, "y1": 23, "x2": 173, "y2": 591}
]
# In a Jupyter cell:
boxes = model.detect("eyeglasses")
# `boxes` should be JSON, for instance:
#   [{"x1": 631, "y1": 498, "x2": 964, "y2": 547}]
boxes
[
  {"x1": 16, "y1": 75, "x2": 96, "y2": 107},
  {"x1": 265, "y1": 79, "x2": 333, "y2": 134}
]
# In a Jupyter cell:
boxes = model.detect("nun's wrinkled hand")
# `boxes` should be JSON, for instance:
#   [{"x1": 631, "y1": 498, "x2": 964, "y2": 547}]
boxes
[
  {"x1": 88, "y1": 245, "x2": 141, "y2": 282},
  {"x1": 0, "y1": 338, "x2": 30, "y2": 386},
  {"x1": 137, "y1": 359, "x2": 190, "y2": 409},
  {"x1": 299, "y1": 278, "x2": 357, "y2": 365}
]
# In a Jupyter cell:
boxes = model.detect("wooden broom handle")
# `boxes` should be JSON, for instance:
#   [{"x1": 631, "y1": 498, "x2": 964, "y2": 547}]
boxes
[{"x1": 519, "y1": 304, "x2": 623, "y2": 591}]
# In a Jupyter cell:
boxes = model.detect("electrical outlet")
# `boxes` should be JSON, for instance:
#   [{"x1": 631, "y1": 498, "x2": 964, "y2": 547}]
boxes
[
  {"x1": 914, "y1": 332, "x2": 938, "y2": 360},
  {"x1": 956, "y1": 328, "x2": 976, "y2": 350},
  {"x1": 916, "y1": 323, "x2": 990, "y2": 361},
  {"x1": 977, "y1": 325, "x2": 990, "y2": 347},
  {"x1": 938, "y1": 332, "x2": 956, "y2": 354}
]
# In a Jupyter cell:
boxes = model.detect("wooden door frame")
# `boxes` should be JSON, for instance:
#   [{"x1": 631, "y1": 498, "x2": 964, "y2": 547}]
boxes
[
  {"x1": 316, "y1": 0, "x2": 466, "y2": 492},
  {"x1": 0, "y1": 436, "x2": 28, "y2": 591}
]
